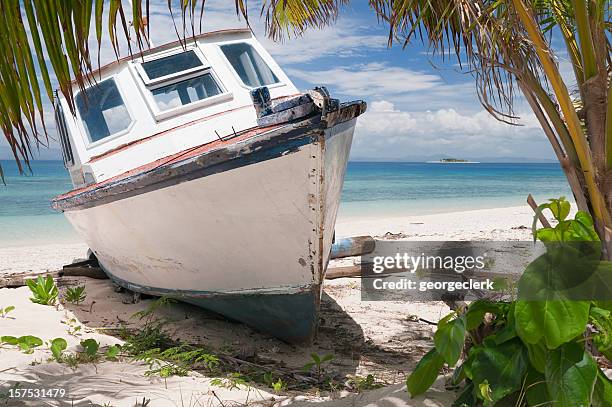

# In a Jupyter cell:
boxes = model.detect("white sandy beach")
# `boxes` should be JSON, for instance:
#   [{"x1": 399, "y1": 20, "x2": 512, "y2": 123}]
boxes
[{"x1": 0, "y1": 205, "x2": 571, "y2": 406}]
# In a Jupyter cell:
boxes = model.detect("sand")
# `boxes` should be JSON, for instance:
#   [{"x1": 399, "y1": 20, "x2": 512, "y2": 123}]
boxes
[{"x1": 0, "y1": 205, "x2": 589, "y2": 406}]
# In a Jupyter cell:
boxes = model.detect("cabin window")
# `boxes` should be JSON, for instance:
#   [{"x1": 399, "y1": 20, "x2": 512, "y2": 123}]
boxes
[
  {"x1": 135, "y1": 49, "x2": 228, "y2": 117},
  {"x1": 221, "y1": 43, "x2": 279, "y2": 87},
  {"x1": 76, "y1": 78, "x2": 132, "y2": 143},
  {"x1": 54, "y1": 100, "x2": 74, "y2": 166},
  {"x1": 140, "y1": 50, "x2": 205, "y2": 83},
  {"x1": 151, "y1": 73, "x2": 222, "y2": 110}
]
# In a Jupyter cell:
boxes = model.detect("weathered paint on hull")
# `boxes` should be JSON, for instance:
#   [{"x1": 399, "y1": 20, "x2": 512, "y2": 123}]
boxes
[{"x1": 54, "y1": 107, "x2": 360, "y2": 343}]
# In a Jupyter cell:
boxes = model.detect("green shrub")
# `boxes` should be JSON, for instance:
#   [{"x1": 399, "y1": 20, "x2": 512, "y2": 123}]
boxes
[
  {"x1": 26, "y1": 275, "x2": 58, "y2": 305},
  {"x1": 406, "y1": 197, "x2": 612, "y2": 406}
]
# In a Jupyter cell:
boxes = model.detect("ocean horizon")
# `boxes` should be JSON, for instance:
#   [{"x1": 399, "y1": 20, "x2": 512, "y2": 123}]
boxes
[{"x1": 0, "y1": 159, "x2": 572, "y2": 247}]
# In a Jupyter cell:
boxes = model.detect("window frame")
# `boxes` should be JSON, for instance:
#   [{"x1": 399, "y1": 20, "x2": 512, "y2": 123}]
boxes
[
  {"x1": 74, "y1": 76, "x2": 136, "y2": 149},
  {"x1": 217, "y1": 40, "x2": 285, "y2": 90},
  {"x1": 134, "y1": 47, "x2": 209, "y2": 86},
  {"x1": 131, "y1": 46, "x2": 233, "y2": 121}
]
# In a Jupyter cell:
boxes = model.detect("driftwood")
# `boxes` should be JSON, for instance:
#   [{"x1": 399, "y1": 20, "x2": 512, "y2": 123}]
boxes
[
  {"x1": 527, "y1": 194, "x2": 552, "y2": 228},
  {"x1": 0, "y1": 260, "x2": 107, "y2": 289},
  {"x1": 330, "y1": 235, "x2": 375, "y2": 259}
]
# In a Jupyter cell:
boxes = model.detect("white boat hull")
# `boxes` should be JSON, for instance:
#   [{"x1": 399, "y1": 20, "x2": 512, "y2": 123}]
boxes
[{"x1": 53, "y1": 103, "x2": 363, "y2": 342}]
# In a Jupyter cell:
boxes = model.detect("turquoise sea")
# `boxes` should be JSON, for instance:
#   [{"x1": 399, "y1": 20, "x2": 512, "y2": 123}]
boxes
[{"x1": 0, "y1": 160, "x2": 572, "y2": 247}]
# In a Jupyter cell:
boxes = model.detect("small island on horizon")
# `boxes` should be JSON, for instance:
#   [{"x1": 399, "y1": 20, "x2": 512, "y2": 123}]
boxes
[{"x1": 425, "y1": 158, "x2": 481, "y2": 164}]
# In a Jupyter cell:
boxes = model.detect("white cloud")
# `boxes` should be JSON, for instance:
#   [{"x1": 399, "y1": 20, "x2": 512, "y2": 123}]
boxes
[
  {"x1": 287, "y1": 63, "x2": 442, "y2": 97},
  {"x1": 259, "y1": 22, "x2": 389, "y2": 64},
  {"x1": 350, "y1": 100, "x2": 553, "y2": 160}
]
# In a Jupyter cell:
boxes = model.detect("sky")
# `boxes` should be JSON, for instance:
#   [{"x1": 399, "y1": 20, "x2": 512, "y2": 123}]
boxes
[{"x1": 1, "y1": 0, "x2": 563, "y2": 162}]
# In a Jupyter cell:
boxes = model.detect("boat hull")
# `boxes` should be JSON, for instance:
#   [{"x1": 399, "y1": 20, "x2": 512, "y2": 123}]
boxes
[{"x1": 53, "y1": 103, "x2": 363, "y2": 343}]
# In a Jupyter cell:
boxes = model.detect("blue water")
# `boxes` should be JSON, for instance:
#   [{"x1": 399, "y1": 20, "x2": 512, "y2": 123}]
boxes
[
  {"x1": 338, "y1": 162, "x2": 573, "y2": 218},
  {"x1": 0, "y1": 160, "x2": 79, "y2": 247},
  {"x1": 0, "y1": 160, "x2": 572, "y2": 246}
]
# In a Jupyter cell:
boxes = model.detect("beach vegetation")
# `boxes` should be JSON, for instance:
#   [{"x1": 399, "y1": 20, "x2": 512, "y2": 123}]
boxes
[
  {"x1": 0, "y1": 305, "x2": 15, "y2": 318},
  {"x1": 346, "y1": 374, "x2": 383, "y2": 392},
  {"x1": 211, "y1": 373, "x2": 250, "y2": 391},
  {"x1": 52, "y1": 338, "x2": 120, "y2": 370},
  {"x1": 302, "y1": 352, "x2": 334, "y2": 382},
  {"x1": 134, "y1": 345, "x2": 220, "y2": 378},
  {"x1": 105, "y1": 344, "x2": 121, "y2": 360},
  {"x1": 263, "y1": 372, "x2": 287, "y2": 393},
  {"x1": 406, "y1": 198, "x2": 612, "y2": 405},
  {"x1": 131, "y1": 296, "x2": 177, "y2": 322},
  {"x1": 49, "y1": 337, "x2": 67, "y2": 361},
  {"x1": 134, "y1": 398, "x2": 151, "y2": 407},
  {"x1": 26, "y1": 275, "x2": 58, "y2": 306},
  {"x1": 1, "y1": 335, "x2": 43, "y2": 354},
  {"x1": 65, "y1": 317, "x2": 82, "y2": 337},
  {"x1": 80, "y1": 338, "x2": 100, "y2": 358},
  {"x1": 65, "y1": 285, "x2": 87, "y2": 305}
]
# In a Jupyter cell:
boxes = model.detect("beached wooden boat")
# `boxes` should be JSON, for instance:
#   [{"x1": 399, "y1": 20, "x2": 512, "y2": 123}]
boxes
[{"x1": 51, "y1": 29, "x2": 365, "y2": 343}]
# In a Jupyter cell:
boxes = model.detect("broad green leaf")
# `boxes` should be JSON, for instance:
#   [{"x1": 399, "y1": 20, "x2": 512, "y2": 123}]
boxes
[
  {"x1": 406, "y1": 349, "x2": 445, "y2": 397},
  {"x1": 478, "y1": 380, "x2": 493, "y2": 402},
  {"x1": 80, "y1": 338, "x2": 99, "y2": 357},
  {"x1": 18, "y1": 335, "x2": 42, "y2": 348},
  {"x1": 105, "y1": 345, "x2": 120, "y2": 359},
  {"x1": 3, "y1": 305, "x2": 15, "y2": 314},
  {"x1": 545, "y1": 342, "x2": 597, "y2": 407},
  {"x1": 594, "y1": 369, "x2": 612, "y2": 407},
  {"x1": 17, "y1": 335, "x2": 43, "y2": 353},
  {"x1": 545, "y1": 196, "x2": 571, "y2": 221},
  {"x1": 547, "y1": 197, "x2": 570, "y2": 222},
  {"x1": 493, "y1": 318, "x2": 517, "y2": 345},
  {"x1": 515, "y1": 298, "x2": 589, "y2": 349},
  {"x1": 525, "y1": 340, "x2": 547, "y2": 373},
  {"x1": 525, "y1": 368, "x2": 550, "y2": 406},
  {"x1": 469, "y1": 339, "x2": 527, "y2": 404},
  {"x1": 434, "y1": 316, "x2": 465, "y2": 366},
  {"x1": 50, "y1": 337, "x2": 67, "y2": 360},
  {"x1": 514, "y1": 252, "x2": 591, "y2": 349},
  {"x1": 1, "y1": 336, "x2": 18, "y2": 345}
]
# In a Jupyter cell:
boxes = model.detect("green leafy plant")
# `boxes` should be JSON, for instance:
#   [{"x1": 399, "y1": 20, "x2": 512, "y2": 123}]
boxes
[
  {"x1": 406, "y1": 198, "x2": 612, "y2": 406},
  {"x1": 211, "y1": 373, "x2": 250, "y2": 390},
  {"x1": 50, "y1": 337, "x2": 118, "y2": 369},
  {"x1": 346, "y1": 374, "x2": 383, "y2": 392},
  {"x1": 0, "y1": 305, "x2": 15, "y2": 318},
  {"x1": 1, "y1": 335, "x2": 43, "y2": 354},
  {"x1": 0, "y1": 306, "x2": 15, "y2": 318},
  {"x1": 49, "y1": 337, "x2": 67, "y2": 361},
  {"x1": 134, "y1": 345, "x2": 219, "y2": 378},
  {"x1": 65, "y1": 318, "x2": 82, "y2": 336},
  {"x1": 80, "y1": 338, "x2": 99, "y2": 358},
  {"x1": 271, "y1": 378, "x2": 286, "y2": 393},
  {"x1": 263, "y1": 372, "x2": 287, "y2": 393},
  {"x1": 302, "y1": 353, "x2": 334, "y2": 382},
  {"x1": 26, "y1": 275, "x2": 58, "y2": 305},
  {"x1": 105, "y1": 345, "x2": 120, "y2": 360},
  {"x1": 131, "y1": 296, "x2": 177, "y2": 323},
  {"x1": 65, "y1": 285, "x2": 86, "y2": 305}
]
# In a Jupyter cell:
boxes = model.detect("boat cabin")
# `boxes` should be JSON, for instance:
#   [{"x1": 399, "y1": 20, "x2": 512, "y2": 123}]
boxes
[{"x1": 54, "y1": 29, "x2": 300, "y2": 189}]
